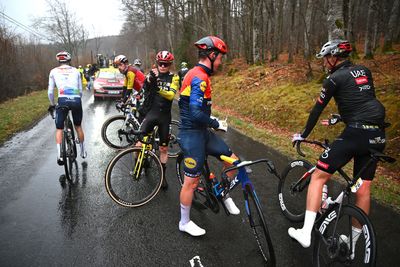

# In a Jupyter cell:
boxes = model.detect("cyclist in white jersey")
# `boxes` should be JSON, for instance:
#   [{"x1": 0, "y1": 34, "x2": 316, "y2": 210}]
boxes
[{"x1": 48, "y1": 51, "x2": 87, "y2": 165}]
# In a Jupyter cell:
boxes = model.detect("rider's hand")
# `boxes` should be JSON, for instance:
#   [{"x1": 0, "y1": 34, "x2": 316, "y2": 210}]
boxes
[
  {"x1": 211, "y1": 116, "x2": 228, "y2": 132},
  {"x1": 48, "y1": 105, "x2": 56, "y2": 118},
  {"x1": 292, "y1": 133, "x2": 304, "y2": 147}
]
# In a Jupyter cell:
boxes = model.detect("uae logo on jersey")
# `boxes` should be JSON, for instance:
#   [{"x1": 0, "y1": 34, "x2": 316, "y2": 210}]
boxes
[{"x1": 355, "y1": 76, "x2": 368, "y2": 85}]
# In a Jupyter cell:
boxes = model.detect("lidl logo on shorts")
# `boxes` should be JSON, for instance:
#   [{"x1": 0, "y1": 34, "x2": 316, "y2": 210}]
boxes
[{"x1": 184, "y1": 158, "x2": 197, "y2": 169}]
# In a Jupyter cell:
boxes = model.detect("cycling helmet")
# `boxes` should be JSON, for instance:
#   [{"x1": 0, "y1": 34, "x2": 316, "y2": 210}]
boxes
[
  {"x1": 56, "y1": 51, "x2": 71, "y2": 63},
  {"x1": 181, "y1": 62, "x2": 188, "y2": 68},
  {"x1": 316, "y1": 40, "x2": 352, "y2": 58},
  {"x1": 195, "y1": 36, "x2": 228, "y2": 54},
  {"x1": 156, "y1": 51, "x2": 174, "y2": 62},
  {"x1": 114, "y1": 55, "x2": 128, "y2": 65},
  {"x1": 133, "y1": 58, "x2": 142, "y2": 66}
]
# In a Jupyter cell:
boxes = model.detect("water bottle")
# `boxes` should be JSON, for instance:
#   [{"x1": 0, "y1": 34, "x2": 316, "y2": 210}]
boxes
[{"x1": 320, "y1": 184, "x2": 329, "y2": 212}]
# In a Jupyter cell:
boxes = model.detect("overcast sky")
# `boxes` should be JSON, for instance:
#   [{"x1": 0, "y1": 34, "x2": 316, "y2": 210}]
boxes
[{"x1": 1, "y1": 0, "x2": 125, "y2": 40}]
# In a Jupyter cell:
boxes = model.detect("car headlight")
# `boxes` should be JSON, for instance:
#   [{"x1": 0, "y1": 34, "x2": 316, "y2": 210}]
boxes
[{"x1": 93, "y1": 81, "x2": 104, "y2": 91}]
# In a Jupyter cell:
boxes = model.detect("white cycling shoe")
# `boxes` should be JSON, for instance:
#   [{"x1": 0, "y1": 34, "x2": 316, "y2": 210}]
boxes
[
  {"x1": 288, "y1": 228, "x2": 311, "y2": 248},
  {"x1": 179, "y1": 220, "x2": 206, "y2": 237},
  {"x1": 223, "y1": 197, "x2": 240, "y2": 215}
]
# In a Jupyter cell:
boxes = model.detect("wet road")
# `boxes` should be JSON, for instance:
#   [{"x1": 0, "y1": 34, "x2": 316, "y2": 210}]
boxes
[{"x1": 0, "y1": 91, "x2": 399, "y2": 266}]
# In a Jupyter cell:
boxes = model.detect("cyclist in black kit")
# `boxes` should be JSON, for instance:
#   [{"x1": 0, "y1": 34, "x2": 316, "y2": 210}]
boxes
[
  {"x1": 138, "y1": 51, "x2": 180, "y2": 189},
  {"x1": 288, "y1": 40, "x2": 386, "y2": 251}
]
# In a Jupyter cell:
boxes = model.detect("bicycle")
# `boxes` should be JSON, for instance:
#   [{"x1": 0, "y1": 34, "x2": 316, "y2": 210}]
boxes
[
  {"x1": 176, "y1": 152, "x2": 279, "y2": 266},
  {"x1": 101, "y1": 97, "x2": 181, "y2": 157},
  {"x1": 278, "y1": 138, "x2": 396, "y2": 266},
  {"x1": 49, "y1": 105, "x2": 78, "y2": 183},
  {"x1": 104, "y1": 129, "x2": 164, "y2": 207}
]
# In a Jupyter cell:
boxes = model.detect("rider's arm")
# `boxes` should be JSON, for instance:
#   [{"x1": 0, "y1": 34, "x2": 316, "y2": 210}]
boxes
[
  {"x1": 189, "y1": 77, "x2": 219, "y2": 129},
  {"x1": 77, "y1": 70, "x2": 83, "y2": 97},
  {"x1": 301, "y1": 78, "x2": 336, "y2": 138},
  {"x1": 48, "y1": 70, "x2": 56, "y2": 106},
  {"x1": 126, "y1": 70, "x2": 135, "y2": 91},
  {"x1": 158, "y1": 74, "x2": 179, "y2": 101}
]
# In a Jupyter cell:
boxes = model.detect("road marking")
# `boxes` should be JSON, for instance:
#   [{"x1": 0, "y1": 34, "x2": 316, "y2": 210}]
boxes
[{"x1": 189, "y1": 255, "x2": 204, "y2": 267}]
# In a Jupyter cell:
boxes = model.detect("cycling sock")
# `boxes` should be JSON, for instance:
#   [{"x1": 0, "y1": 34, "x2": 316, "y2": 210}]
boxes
[
  {"x1": 180, "y1": 204, "x2": 191, "y2": 225},
  {"x1": 351, "y1": 226, "x2": 362, "y2": 247},
  {"x1": 302, "y1": 210, "x2": 317, "y2": 236},
  {"x1": 57, "y1": 144, "x2": 61, "y2": 158},
  {"x1": 161, "y1": 163, "x2": 168, "y2": 189}
]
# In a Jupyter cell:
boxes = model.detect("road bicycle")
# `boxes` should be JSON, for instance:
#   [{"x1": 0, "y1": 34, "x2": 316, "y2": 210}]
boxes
[
  {"x1": 101, "y1": 97, "x2": 180, "y2": 157},
  {"x1": 49, "y1": 106, "x2": 78, "y2": 183},
  {"x1": 105, "y1": 129, "x2": 164, "y2": 207},
  {"x1": 278, "y1": 138, "x2": 395, "y2": 266},
  {"x1": 176, "y1": 152, "x2": 279, "y2": 266}
]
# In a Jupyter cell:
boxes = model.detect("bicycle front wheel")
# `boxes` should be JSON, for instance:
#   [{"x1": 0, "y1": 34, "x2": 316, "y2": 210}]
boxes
[
  {"x1": 244, "y1": 185, "x2": 276, "y2": 266},
  {"x1": 101, "y1": 115, "x2": 140, "y2": 149},
  {"x1": 167, "y1": 119, "x2": 180, "y2": 158},
  {"x1": 313, "y1": 205, "x2": 377, "y2": 266},
  {"x1": 105, "y1": 147, "x2": 163, "y2": 207},
  {"x1": 278, "y1": 159, "x2": 313, "y2": 222}
]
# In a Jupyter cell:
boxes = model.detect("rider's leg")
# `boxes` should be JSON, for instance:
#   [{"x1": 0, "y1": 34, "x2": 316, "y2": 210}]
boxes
[
  {"x1": 159, "y1": 145, "x2": 168, "y2": 189},
  {"x1": 288, "y1": 169, "x2": 331, "y2": 248},
  {"x1": 75, "y1": 125, "x2": 87, "y2": 158},
  {"x1": 179, "y1": 175, "x2": 205, "y2": 236},
  {"x1": 56, "y1": 129, "x2": 63, "y2": 163}
]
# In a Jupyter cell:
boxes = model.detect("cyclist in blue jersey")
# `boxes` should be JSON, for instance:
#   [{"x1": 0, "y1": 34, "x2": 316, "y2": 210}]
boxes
[
  {"x1": 48, "y1": 51, "x2": 87, "y2": 165},
  {"x1": 178, "y1": 36, "x2": 240, "y2": 237}
]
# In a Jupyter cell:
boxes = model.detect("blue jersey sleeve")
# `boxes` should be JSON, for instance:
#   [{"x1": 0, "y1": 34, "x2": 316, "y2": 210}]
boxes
[{"x1": 189, "y1": 77, "x2": 219, "y2": 128}]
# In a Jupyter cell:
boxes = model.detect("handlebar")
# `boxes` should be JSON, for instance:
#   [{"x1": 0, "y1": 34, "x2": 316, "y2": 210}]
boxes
[
  {"x1": 222, "y1": 158, "x2": 280, "y2": 179},
  {"x1": 296, "y1": 139, "x2": 329, "y2": 157}
]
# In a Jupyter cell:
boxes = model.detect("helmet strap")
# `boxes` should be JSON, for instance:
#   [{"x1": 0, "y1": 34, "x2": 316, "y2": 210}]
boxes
[
  {"x1": 207, "y1": 51, "x2": 219, "y2": 74},
  {"x1": 327, "y1": 56, "x2": 339, "y2": 70}
]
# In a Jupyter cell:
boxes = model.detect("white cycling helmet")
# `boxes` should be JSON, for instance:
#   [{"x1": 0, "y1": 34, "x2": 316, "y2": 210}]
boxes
[
  {"x1": 114, "y1": 55, "x2": 128, "y2": 65},
  {"x1": 56, "y1": 51, "x2": 72, "y2": 63},
  {"x1": 316, "y1": 40, "x2": 352, "y2": 58}
]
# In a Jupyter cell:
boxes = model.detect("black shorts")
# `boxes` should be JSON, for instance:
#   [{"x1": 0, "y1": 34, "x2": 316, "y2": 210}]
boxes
[
  {"x1": 316, "y1": 126, "x2": 386, "y2": 180},
  {"x1": 139, "y1": 110, "x2": 171, "y2": 146},
  {"x1": 55, "y1": 97, "x2": 82, "y2": 129}
]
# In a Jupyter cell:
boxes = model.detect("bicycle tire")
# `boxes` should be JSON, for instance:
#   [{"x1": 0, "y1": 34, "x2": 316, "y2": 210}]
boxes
[
  {"x1": 313, "y1": 205, "x2": 377, "y2": 266},
  {"x1": 167, "y1": 119, "x2": 180, "y2": 158},
  {"x1": 278, "y1": 159, "x2": 313, "y2": 222},
  {"x1": 245, "y1": 185, "x2": 276, "y2": 266},
  {"x1": 101, "y1": 115, "x2": 140, "y2": 149},
  {"x1": 68, "y1": 119, "x2": 77, "y2": 159},
  {"x1": 105, "y1": 147, "x2": 163, "y2": 207},
  {"x1": 176, "y1": 153, "x2": 219, "y2": 212},
  {"x1": 62, "y1": 127, "x2": 77, "y2": 183}
]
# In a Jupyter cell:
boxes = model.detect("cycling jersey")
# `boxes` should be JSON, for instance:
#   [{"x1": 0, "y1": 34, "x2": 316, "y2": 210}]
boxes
[
  {"x1": 48, "y1": 64, "x2": 83, "y2": 129},
  {"x1": 140, "y1": 71, "x2": 179, "y2": 115},
  {"x1": 179, "y1": 64, "x2": 219, "y2": 130},
  {"x1": 302, "y1": 60, "x2": 385, "y2": 138},
  {"x1": 138, "y1": 71, "x2": 179, "y2": 146},
  {"x1": 48, "y1": 65, "x2": 82, "y2": 102}
]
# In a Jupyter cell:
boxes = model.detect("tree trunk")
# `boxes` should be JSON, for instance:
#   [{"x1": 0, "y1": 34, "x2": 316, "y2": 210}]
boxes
[
  {"x1": 382, "y1": 0, "x2": 400, "y2": 52},
  {"x1": 288, "y1": 0, "x2": 296, "y2": 63},
  {"x1": 327, "y1": 0, "x2": 345, "y2": 40},
  {"x1": 364, "y1": 0, "x2": 377, "y2": 59}
]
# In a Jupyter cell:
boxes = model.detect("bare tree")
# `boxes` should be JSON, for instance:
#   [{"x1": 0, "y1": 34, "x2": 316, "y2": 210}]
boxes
[
  {"x1": 34, "y1": 0, "x2": 88, "y2": 61},
  {"x1": 364, "y1": 0, "x2": 377, "y2": 59},
  {"x1": 327, "y1": 0, "x2": 345, "y2": 40}
]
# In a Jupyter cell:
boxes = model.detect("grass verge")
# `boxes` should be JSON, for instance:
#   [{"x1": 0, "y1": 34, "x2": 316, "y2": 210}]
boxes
[{"x1": 0, "y1": 90, "x2": 49, "y2": 144}]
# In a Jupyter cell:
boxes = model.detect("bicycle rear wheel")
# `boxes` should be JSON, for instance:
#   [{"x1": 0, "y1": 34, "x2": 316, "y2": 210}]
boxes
[
  {"x1": 62, "y1": 125, "x2": 77, "y2": 183},
  {"x1": 101, "y1": 115, "x2": 140, "y2": 149},
  {"x1": 105, "y1": 147, "x2": 163, "y2": 207},
  {"x1": 244, "y1": 185, "x2": 276, "y2": 266},
  {"x1": 278, "y1": 159, "x2": 313, "y2": 222},
  {"x1": 313, "y1": 205, "x2": 376, "y2": 266},
  {"x1": 167, "y1": 119, "x2": 180, "y2": 158}
]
